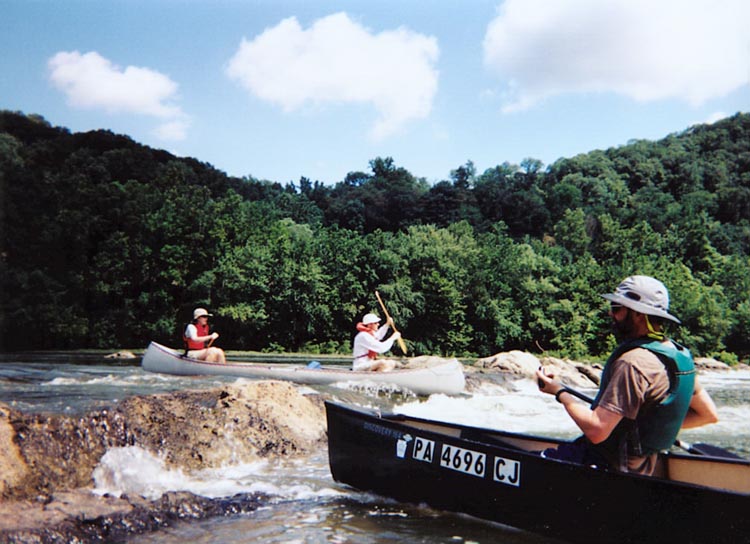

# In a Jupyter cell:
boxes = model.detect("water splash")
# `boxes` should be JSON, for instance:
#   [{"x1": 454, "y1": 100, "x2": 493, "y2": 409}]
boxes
[{"x1": 92, "y1": 447, "x2": 344, "y2": 503}]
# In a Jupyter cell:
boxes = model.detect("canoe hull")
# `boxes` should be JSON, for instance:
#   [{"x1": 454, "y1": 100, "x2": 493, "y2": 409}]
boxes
[
  {"x1": 326, "y1": 401, "x2": 750, "y2": 544},
  {"x1": 141, "y1": 342, "x2": 465, "y2": 396}
]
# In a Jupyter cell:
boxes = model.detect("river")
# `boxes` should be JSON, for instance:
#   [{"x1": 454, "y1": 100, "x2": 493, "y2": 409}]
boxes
[{"x1": 1, "y1": 353, "x2": 748, "y2": 543}]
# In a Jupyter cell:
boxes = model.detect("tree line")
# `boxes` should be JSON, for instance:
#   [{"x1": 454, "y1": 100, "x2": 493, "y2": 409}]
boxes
[{"x1": 1, "y1": 110, "x2": 748, "y2": 363}]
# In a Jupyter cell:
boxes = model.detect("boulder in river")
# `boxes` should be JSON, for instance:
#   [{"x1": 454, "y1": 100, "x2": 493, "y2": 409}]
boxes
[
  {"x1": 475, "y1": 350, "x2": 600, "y2": 388},
  {"x1": 0, "y1": 380, "x2": 326, "y2": 542}
]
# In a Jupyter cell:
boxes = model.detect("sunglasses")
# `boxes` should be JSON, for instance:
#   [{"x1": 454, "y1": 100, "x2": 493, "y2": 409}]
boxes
[{"x1": 610, "y1": 303, "x2": 625, "y2": 312}]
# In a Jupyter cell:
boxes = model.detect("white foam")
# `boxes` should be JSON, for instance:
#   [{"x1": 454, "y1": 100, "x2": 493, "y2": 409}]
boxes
[
  {"x1": 697, "y1": 369, "x2": 750, "y2": 388},
  {"x1": 92, "y1": 446, "x2": 190, "y2": 500},
  {"x1": 92, "y1": 446, "x2": 342, "y2": 502},
  {"x1": 395, "y1": 374, "x2": 748, "y2": 444},
  {"x1": 395, "y1": 378, "x2": 581, "y2": 437}
]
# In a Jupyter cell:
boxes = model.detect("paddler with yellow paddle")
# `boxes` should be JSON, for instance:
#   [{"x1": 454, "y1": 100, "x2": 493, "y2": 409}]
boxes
[{"x1": 351, "y1": 291, "x2": 407, "y2": 372}]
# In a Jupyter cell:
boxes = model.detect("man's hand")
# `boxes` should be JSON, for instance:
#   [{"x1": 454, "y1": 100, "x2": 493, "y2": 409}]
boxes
[{"x1": 536, "y1": 367, "x2": 564, "y2": 397}]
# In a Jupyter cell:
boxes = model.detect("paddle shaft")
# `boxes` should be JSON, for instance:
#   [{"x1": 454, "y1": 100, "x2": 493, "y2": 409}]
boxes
[
  {"x1": 375, "y1": 291, "x2": 408, "y2": 354},
  {"x1": 552, "y1": 383, "x2": 739, "y2": 459}
]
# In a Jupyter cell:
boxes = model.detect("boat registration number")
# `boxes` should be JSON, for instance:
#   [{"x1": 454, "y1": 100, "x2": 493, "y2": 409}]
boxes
[
  {"x1": 408, "y1": 436, "x2": 522, "y2": 487},
  {"x1": 439, "y1": 444, "x2": 487, "y2": 478}
]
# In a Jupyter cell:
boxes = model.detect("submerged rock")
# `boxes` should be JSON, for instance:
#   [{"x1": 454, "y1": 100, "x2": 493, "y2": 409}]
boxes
[{"x1": 0, "y1": 489, "x2": 266, "y2": 543}]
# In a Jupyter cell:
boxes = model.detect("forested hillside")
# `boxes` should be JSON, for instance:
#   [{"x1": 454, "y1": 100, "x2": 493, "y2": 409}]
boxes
[{"x1": 1, "y1": 110, "x2": 748, "y2": 362}]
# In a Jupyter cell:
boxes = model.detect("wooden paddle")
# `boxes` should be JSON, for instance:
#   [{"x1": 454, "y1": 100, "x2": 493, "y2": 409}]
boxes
[
  {"x1": 549, "y1": 384, "x2": 742, "y2": 459},
  {"x1": 375, "y1": 290, "x2": 407, "y2": 354}
]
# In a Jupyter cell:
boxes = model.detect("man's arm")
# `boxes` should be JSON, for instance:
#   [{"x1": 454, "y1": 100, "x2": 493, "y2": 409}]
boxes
[
  {"x1": 681, "y1": 386, "x2": 719, "y2": 429},
  {"x1": 557, "y1": 391, "x2": 623, "y2": 444},
  {"x1": 537, "y1": 369, "x2": 623, "y2": 444},
  {"x1": 362, "y1": 331, "x2": 395, "y2": 354}
]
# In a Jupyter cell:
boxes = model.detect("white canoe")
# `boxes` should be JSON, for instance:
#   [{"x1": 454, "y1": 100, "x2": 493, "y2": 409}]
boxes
[{"x1": 141, "y1": 341, "x2": 465, "y2": 396}]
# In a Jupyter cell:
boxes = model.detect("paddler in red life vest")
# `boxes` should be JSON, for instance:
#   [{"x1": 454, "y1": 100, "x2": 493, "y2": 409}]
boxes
[
  {"x1": 184, "y1": 308, "x2": 226, "y2": 363},
  {"x1": 352, "y1": 313, "x2": 401, "y2": 372}
]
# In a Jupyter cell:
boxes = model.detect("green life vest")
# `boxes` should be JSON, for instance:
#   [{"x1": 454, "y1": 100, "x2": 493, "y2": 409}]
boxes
[{"x1": 592, "y1": 338, "x2": 696, "y2": 456}]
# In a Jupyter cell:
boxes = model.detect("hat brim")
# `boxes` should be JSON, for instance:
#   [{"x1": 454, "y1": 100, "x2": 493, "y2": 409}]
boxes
[{"x1": 601, "y1": 294, "x2": 681, "y2": 324}]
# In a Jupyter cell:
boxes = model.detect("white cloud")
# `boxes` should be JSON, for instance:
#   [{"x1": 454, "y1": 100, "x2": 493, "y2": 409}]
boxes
[
  {"x1": 48, "y1": 50, "x2": 189, "y2": 140},
  {"x1": 704, "y1": 112, "x2": 728, "y2": 124},
  {"x1": 153, "y1": 119, "x2": 191, "y2": 141},
  {"x1": 483, "y1": 0, "x2": 750, "y2": 112},
  {"x1": 226, "y1": 12, "x2": 439, "y2": 140}
]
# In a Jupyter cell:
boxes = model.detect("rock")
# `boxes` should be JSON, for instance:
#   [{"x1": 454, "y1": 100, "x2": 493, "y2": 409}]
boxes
[
  {"x1": 539, "y1": 356, "x2": 600, "y2": 388},
  {"x1": 113, "y1": 380, "x2": 327, "y2": 472},
  {"x1": 0, "y1": 380, "x2": 327, "y2": 541},
  {"x1": 104, "y1": 351, "x2": 137, "y2": 359},
  {"x1": 694, "y1": 357, "x2": 731, "y2": 371},
  {"x1": 0, "y1": 406, "x2": 29, "y2": 497},
  {"x1": 476, "y1": 351, "x2": 541, "y2": 375},
  {"x1": 0, "y1": 381, "x2": 326, "y2": 501},
  {"x1": 474, "y1": 351, "x2": 600, "y2": 388},
  {"x1": 0, "y1": 489, "x2": 265, "y2": 542},
  {"x1": 576, "y1": 364, "x2": 602, "y2": 386}
]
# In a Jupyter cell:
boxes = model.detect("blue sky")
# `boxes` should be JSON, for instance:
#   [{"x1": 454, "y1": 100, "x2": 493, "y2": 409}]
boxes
[{"x1": 2, "y1": 0, "x2": 748, "y2": 185}]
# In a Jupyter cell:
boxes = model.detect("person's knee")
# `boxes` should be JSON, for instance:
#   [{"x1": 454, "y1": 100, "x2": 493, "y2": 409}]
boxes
[
  {"x1": 376, "y1": 360, "x2": 396, "y2": 372},
  {"x1": 209, "y1": 347, "x2": 225, "y2": 363}
]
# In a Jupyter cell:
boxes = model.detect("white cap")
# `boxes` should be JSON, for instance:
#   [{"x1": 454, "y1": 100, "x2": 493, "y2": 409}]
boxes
[
  {"x1": 601, "y1": 276, "x2": 680, "y2": 323},
  {"x1": 362, "y1": 313, "x2": 381, "y2": 325},
  {"x1": 193, "y1": 308, "x2": 213, "y2": 320}
]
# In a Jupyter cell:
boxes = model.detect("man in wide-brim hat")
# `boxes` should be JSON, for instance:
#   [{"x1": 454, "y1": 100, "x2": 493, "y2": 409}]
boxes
[{"x1": 537, "y1": 275, "x2": 719, "y2": 475}]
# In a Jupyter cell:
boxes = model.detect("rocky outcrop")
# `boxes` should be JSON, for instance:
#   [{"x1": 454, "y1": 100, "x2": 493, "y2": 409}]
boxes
[
  {"x1": 114, "y1": 380, "x2": 326, "y2": 472},
  {"x1": 0, "y1": 406, "x2": 29, "y2": 498},
  {"x1": 475, "y1": 350, "x2": 601, "y2": 388},
  {"x1": 0, "y1": 380, "x2": 326, "y2": 542},
  {"x1": 694, "y1": 357, "x2": 731, "y2": 371}
]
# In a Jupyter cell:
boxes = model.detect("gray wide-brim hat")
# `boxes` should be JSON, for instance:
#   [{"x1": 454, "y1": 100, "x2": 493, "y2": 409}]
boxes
[{"x1": 601, "y1": 275, "x2": 681, "y2": 324}]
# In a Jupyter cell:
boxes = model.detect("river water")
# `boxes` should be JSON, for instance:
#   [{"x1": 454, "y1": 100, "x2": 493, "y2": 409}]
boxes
[{"x1": 1, "y1": 353, "x2": 748, "y2": 543}]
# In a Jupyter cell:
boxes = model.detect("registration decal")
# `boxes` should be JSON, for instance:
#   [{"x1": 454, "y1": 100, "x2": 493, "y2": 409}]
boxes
[
  {"x1": 411, "y1": 436, "x2": 435, "y2": 463},
  {"x1": 493, "y1": 455, "x2": 521, "y2": 487},
  {"x1": 440, "y1": 444, "x2": 486, "y2": 478}
]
